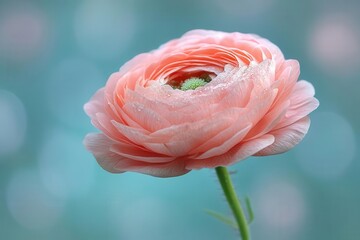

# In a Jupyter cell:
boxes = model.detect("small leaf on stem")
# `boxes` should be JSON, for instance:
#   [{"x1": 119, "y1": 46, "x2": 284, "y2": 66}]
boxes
[
  {"x1": 204, "y1": 209, "x2": 238, "y2": 229},
  {"x1": 245, "y1": 196, "x2": 254, "y2": 224}
]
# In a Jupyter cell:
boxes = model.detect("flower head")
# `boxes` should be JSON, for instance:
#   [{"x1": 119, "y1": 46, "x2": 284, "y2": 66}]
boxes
[{"x1": 84, "y1": 30, "x2": 319, "y2": 177}]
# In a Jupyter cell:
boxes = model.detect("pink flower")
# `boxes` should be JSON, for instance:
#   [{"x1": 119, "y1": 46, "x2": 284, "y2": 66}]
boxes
[{"x1": 84, "y1": 30, "x2": 319, "y2": 177}]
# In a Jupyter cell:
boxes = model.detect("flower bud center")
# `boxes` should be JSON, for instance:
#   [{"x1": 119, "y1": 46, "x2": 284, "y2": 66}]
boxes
[
  {"x1": 180, "y1": 77, "x2": 207, "y2": 91},
  {"x1": 167, "y1": 74, "x2": 211, "y2": 90}
]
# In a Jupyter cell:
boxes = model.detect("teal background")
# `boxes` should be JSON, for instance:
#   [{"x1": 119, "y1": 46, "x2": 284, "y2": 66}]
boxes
[{"x1": 0, "y1": 0, "x2": 359, "y2": 239}]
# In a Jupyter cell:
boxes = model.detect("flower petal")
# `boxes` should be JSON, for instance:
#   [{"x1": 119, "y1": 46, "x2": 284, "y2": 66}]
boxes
[
  {"x1": 122, "y1": 102, "x2": 171, "y2": 132},
  {"x1": 84, "y1": 133, "x2": 125, "y2": 173},
  {"x1": 186, "y1": 134, "x2": 275, "y2": 169},
  {"x1": 275, "y1": 81, "x2": 319, "y2": 129},
  {"x1": 255, "y1": 116, "x2": 310, "y2": 156},
  {"x1": 84, "y1": 133, "x2": 188, "y2": 177},
  {"x1": 84, "y1": 88, "x2": 105, "y2": 118},
  {"x1": 195, "y1": 123, "x2": 252, "y2": 159},
  {"x1": 147, "y1": 107, "x2": 243, "y2": 156}
]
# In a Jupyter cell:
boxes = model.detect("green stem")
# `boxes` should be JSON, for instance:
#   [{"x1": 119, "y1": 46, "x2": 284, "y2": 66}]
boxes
[{"x1": 215, "y1": 166, "x2": 250, "y2": 240}]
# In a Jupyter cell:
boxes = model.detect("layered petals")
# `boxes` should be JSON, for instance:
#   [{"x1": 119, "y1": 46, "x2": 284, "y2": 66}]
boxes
[
  {"x1": 255, "y1": 117, "x2": 311, "y2": 156},
  {"x1": 84, "y1": 29, "x2": 319, "y2": 177},
  {"x1": 84, "y1": 133, "x2": 189, "y2": 177}
]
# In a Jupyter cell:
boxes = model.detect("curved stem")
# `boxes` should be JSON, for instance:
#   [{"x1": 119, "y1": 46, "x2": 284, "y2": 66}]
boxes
[{"x1": 215, "y1": 166, "x2": 250, "y2": 240}]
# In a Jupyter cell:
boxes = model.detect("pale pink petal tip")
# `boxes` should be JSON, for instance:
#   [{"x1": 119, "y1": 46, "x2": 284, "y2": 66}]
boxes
[
  {"x1": 84, "y1": 133, "x2": 189, "y2": 177},
  {"x1": 255, "y1": 117, "x2": 311, "y2": 156}
]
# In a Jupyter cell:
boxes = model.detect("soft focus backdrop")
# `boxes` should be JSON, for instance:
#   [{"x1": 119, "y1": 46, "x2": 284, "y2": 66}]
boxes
[{"x1": 0, "y1": 0, "x2": 359, "y2": 239}]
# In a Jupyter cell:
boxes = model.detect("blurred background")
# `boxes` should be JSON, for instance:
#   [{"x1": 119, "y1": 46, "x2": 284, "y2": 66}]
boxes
[{"x1": 0, "y1": 0, "x2": 359, "y2": 239}]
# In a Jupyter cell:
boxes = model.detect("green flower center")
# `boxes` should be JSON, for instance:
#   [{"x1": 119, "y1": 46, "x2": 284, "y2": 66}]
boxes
[
  {"x1": 180, "y1": 77, "x2": 208, "y2": 91},
  {"x1": 167, "y1": 74, "x2": 211, "y2": 91}
]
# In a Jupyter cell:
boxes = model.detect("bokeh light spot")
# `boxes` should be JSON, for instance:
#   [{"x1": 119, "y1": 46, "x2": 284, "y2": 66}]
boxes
[
  {"x1": 308, "y1": 12, "x2": 360, "y2": 76},
  {"x1": 6, "y1": 169, "x2": 64, "y2": 229},
  {"x1": 0, "y1": 6, "x2": 47, "y2": 62},
  {"x1": 47, "y1": 58, "x2": 104, "y2": 128},
  {"x1": 0, "y1": 90, "x2": 26, "y2": 158},
  {"x1": 38, "y1": 128, "x2": 96, "y2": 200},
  {"x1": 74, "y1": 0, "x2": 136, "y2": 60},
  {"x1": 295, "y1": 111, "x2": 356, "y2": 179},
  {"x1": 111, "y1": 198, "x2": 168, "y2": 240},
  {"x1": 253, "y1": 176, "x2": 306, "y2": 239},
  {"x1": 209, "y1": 0, "x2": 276, "y2": 17}
]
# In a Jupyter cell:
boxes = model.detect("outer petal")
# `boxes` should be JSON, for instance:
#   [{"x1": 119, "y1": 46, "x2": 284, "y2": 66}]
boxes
[
  {"x1": 194, "y1": 123, "x2": 252, "y2": 159},
  {"x1": 182, "y1": 29, "x2": 284, "y2": 65},
  {"x1": 84, "y1": 88, "x2": 105, "y2": 119},
  {"x1": 84, "y1": 133, "x2": 125, "y2": 173},
  {"x1": 84, "y1": 133, "x2": 189, "y2": 177},
  {"x1": 275, "y1": 80, "x2": 319, "y2": 129},
  {"x1": 186, "y1": 134, "x2": 275, "y2": 169},
  {"x1": 255, "y1": 116, "x2": 310, "y2": 156}
]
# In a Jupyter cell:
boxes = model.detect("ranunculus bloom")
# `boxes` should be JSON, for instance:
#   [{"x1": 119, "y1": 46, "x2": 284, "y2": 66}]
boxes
[{"x1": 84, "y1": 30, "x2": 319, "y2": 177}]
